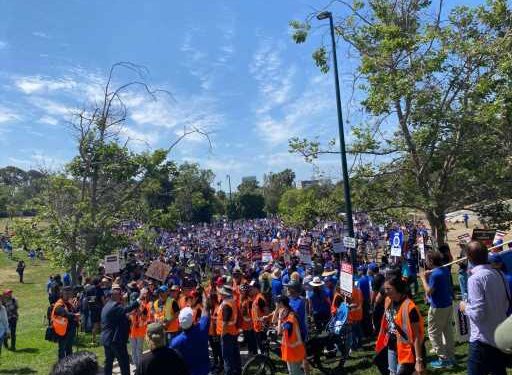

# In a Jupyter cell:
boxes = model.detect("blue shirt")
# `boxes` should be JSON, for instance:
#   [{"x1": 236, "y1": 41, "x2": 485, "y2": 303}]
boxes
[
  {"x1": 289, "y1": 295, "x2": 307, "y2": 340},
  {"x1": 428, "y1": 267, "x2": 453, "y2": 308},
  {"x1": 357, "y1": 275, "x2": 371, "y2": 301},
  {"x1": 271, "y1": 278, "x2": 283, "y2": 298},
  {"x1": 170, "y1": 316, "x2": 210, "y2": 375},
  {"x1": 308, "y1": 289, "x2": 330, "y2": 315}
]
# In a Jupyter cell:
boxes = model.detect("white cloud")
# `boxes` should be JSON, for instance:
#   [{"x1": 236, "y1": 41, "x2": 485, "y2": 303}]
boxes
[
  {"x1": 250, "y1": 39, "x2": 296, "y2": 114},
  {"x1": 39, "y1": 115, "x2": 58, "y2": 125},
  {"x1": 32, "y1": 31, "x2": 50, "y2": 39},
  {"x1": 30, "y1": 97, "x2": 76, "y2": 117},
  {"x1": 15, "y1": 76, "x2": 76, "y2": 94},
  {"x1": 0, "y1": 106, "x2": 20, "y2": 123}
]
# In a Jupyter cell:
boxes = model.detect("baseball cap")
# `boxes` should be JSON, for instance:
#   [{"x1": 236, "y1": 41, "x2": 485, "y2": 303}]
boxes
[
  {"x1": 146, "y1": 322, "x2": 165, "y2": 344},
  {"x1": 179, "y1": 307, "x2": 194, "y2": 330},
  {"x1": 158, "y1": 285, "x2": 168, "y2": 293}
]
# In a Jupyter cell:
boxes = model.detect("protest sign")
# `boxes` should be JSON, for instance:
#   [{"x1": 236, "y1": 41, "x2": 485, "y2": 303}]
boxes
[
  {"x1": 104, "y1": 254, "x2": 120, "y2": 275},
  {"x1": 472, "y1": 228, "x2": 496, "y2": 248},
  {"x1": 340, "y1": 262, "x2": 353, "y2": 297},
  {"x1": 390, "y1": 231, "x2": 403, "y2": 257},
  {"x1": 454, "y1": 304, "x2": 470, "y2": 342},
  {"x1": 145, "y1": 260, "x2": 171, "y2": 282},
  {"x1": 343, "y1": 236, "x2": 356, "y2": 249},
  {"x1": 332, "y1": 237, "x2": 344, "y2": 253},
  {"x1": 457, "y1": 233, "x2": 471, "y2": 244},
  {"x1": 261, "y1": 241, "x2": 273, "y2": 263},
  {"x1": 493, "y1": 230, "x2": 507, "y2": 246}
]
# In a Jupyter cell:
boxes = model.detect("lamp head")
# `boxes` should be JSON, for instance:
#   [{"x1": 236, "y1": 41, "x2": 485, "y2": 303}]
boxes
[{"x1": 316, "y1": 11, "x2": 332, "y2": 20}]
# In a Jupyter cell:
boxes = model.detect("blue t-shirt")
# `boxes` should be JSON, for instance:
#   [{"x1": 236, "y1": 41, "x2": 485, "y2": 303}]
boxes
[
  {"x1": 271, "y1": 278, "x2": 283, "y2": 298},
  {"x1": 308, "y1": 289, "x2": 330, "y2": 315},
  {"x1": 289, "y1": 295, "x2": 307, "y2": 340},
  {"x1": 170, "y1": 315, "x2": 210, "y2": 375},
  {"x1": 357, "y1": 275, "x2": 371, "y2": 301},
  {"x1": 428, "y1": 267, "x2": 453, "y2": 308}
]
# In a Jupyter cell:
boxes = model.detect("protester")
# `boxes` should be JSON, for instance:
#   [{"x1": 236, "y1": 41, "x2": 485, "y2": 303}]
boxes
[
  {"x1": 239, "y1": 283, "x2": 257, "y2": 355},
  {"x1": 171, "y1": 303, "x2": 211, "y2": 375},
  {"x1": 460, "y1": 241, "x2": 511, "y2": 375},
  {"x1": 308, "y1": 277, "x2": 331, "y2": 332},
  {"x1": 16, "y1": 260, "x2": 25, "y2": 283},
  {"x1": 250, "y1": 280, "x2": 268, "y2": 354},
  {"x1": 129, "y1": 289, "x2": 149, "y2": 368},
  {"x1": 217, "y1": 284, "x2": 241, "y2": 375},
  {"x1": 376, "y1": 275, "x2": 425, "y2": 375},
  {"x1": 50, "y1": 351, "x2": 99, "y2": 375},
  {"x1": 51, "y1": 286, "x2": 80, "y2": 360},
  {"x1": 277, "y1": 295, "x2": 306, "y2": 375},
  {"x1": 2, "y1": 290, "x2": 18, "y2": 351},
  {"x1": 419, "y1": 250, "x2": 455, "y2": 369},
  {"x1": 135, "y1": 322, "x2": 189, "y2": 375},
  {"x1": 100, "y1": 284, "x2": 139, "y2": 375}
]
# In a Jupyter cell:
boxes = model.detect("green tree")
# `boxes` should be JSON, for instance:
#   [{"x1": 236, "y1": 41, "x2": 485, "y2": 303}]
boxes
[
  {"x1": 290, "y1": 0, "x2": 512, "y2": 241},
  {"x1": 263, "y1": 169, "x2": 296, "y2": 215}
]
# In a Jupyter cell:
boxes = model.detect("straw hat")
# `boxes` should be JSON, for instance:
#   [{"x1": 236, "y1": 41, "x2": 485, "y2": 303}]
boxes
[{"x1": 309, "y1": 276, "x2": 325, "y2": 287}]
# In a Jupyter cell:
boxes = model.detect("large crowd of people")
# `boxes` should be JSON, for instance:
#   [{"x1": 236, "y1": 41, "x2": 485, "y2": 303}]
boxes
[{"x1": 2, "y1": 218, "x2": 512, "y2": 375}]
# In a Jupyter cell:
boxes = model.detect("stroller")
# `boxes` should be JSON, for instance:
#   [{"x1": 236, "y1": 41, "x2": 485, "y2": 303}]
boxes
[{"x1": 305, "y1": 302, "x2": 351, "y2": 374}]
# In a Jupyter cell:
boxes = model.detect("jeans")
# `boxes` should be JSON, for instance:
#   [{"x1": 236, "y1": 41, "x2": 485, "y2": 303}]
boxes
[
  {"x1": 221, "y1": 334, "x2": 241, "y2": 375},
  {"x1": 351, "y1": 322, "x2": 363, "y2": 350},
  {"x1": 243, "y1": 330, "x2": 258, "y2": 355},
  {"x1": 57, "y1": 330, "x2": 75, "y2": 360},
  {"x1": 255, "y1": 330, "x2": 267, "y2": 355},
  {"x1": 130, "y1": 337, "x2": 144, "y2": 367},
  {"x1": 427, "y1": 305, "x2": 455, "y2": 360},
  {"x1": 3, "y1": 320, "x2": 16, "y2": 350},
  {"x1": 468, "y1": 341, "x2": 507, "y2": 375},
  {"x1": 209, "y1": 336, "x2": 223, "y2": 367},
  {"x1": 104, "y1": 343, "x2": 131, "y2": 375},
  {"x1": 287, "y1": 361, "x2": 303, "y2": 375},
  {"x1": 388, "y1": 349, "x2": 415, "y2": 375}
]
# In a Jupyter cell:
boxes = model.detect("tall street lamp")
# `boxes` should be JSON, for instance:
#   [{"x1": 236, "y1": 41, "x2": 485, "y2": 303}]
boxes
[{"x1": 317, "y1": 11, "x2": 356, "y2": 265}]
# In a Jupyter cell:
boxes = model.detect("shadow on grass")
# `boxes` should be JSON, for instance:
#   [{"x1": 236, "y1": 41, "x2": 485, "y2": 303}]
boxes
[
  {"x1": 14, "y1": 347, "x2": 39, "y2": 354},
  {"x1": 0, "y1": 368, "x2": 37, "y2": 374},
  {"x1": 343, "y1": 357, "x2": 374, "y2": 373}
]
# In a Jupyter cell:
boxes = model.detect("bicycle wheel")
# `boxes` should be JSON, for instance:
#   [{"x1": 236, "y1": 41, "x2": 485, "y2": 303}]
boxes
[{"x1": 242, "y1": 354, "x2": 276, "y2": 375}]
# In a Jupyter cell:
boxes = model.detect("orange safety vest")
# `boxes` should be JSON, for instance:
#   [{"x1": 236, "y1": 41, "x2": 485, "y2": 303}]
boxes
[
  {"x1": 281, "y1": 313, "x2": 306, "y2": 362},
  {"x1": 348, "y1": 287, "x2": 363, "y2": 323},
  {"x1": 153, "y1": 298, "x2": 179, "y2": 333},
  {"x1": 375, "y1": 297, "x2": 424, "y2": 365},
  {"x1": 240, "y1": 298, "x2": 253, "y2": 331},
  {"x1": 51, "y1": 299, "x2": 69, "y2": 337},
  {"x1": 216, "y1": 299, "x2": 239, "y2": 336},
  {"x1": 251, "y1": 293, "x2": 266, "y2": 332},
  {"x1": 129, "y1": 304, "x2": 149, "y2": 338}
]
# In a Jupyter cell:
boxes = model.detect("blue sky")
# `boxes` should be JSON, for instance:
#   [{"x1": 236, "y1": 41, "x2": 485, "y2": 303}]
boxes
[{"x1": 0, "y1": 0, "x2": 477, "y2": 190}]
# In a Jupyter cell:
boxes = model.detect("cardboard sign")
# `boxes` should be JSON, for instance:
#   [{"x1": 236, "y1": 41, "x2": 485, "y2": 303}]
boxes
[
  {"x1": 454, "y1": 304, "x2": 470, "y2": 342},
  {"x1": 493, "y1": 230, "x2": 507, "y2": 246},
  {"x1": 145, "y1": 260, "x2": 171, "y2": 282},
  {"x1": 104, "y1": 254, "x2": 120, "y2": 275},
  {"x1": 472, "y1": 229, "x2": 496, "y2": 248},
  {"x1": 340, "y1": 262, "x2": 353, "y2": 297}
]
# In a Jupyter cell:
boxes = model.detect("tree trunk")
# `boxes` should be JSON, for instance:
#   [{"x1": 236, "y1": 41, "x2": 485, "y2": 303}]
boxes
[{"x1": 426, "y1": 209, "x2": 447, "y2": 246}]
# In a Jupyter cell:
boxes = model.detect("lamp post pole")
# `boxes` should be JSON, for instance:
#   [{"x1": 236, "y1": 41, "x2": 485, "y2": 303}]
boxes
[{"x1": 317, "y1": 11, "x2": 356, "y2": 265}]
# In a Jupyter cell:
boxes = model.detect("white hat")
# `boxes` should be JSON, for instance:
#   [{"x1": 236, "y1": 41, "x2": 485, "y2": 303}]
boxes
[
  {"x1": 309, "y1": 276, "x2": 325, "y2": 287},
  {"x1": 179, "y1": 307, "x2": 194, "y2": 330}
]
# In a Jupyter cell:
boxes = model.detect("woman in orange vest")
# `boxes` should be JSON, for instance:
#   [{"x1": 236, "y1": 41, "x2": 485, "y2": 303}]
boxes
[
  {"x1": 375, "y1": 275, "x2": 425, "y2": 375},
  {"x1": 239, "y1": 283, "x2": 257, "y2": 355},
  {"x1": 348, "y1": 281, "x2": 363, "y2": 350},
  {"x1": 250, "y1": 281, "x2": 268, "y2": 354},
  {"x1": 276, "y1": 295, "x2": 306, "y2": 375},
  {"x1": 152, "y1": 285, "x2": 180, "y2": 342},
  {"x1": 129, "y1": 289, "x2": 149, "y2": 368},
  {"x1": 208, "y1": 277, "x2": 223, "y2": 372}
]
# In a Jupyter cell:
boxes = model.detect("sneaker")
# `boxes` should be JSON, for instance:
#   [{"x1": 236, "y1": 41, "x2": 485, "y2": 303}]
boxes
[{"x1": 430, "y1": 359, "x2": 449, "y2": 369}]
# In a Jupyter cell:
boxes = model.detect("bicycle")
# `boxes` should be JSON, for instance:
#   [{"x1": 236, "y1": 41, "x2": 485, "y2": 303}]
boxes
[{"x1": 242, "y1": 303, "x2": 351, "y2": 375}]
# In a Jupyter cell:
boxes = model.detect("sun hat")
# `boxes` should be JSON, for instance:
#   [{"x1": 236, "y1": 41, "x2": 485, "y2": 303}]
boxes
[
  {"x1": 179, "y1": 307, "x2": 194, "y2": 330},
  {"x1": 309, "y1": 276, "x2": 325, "y2": 287}
]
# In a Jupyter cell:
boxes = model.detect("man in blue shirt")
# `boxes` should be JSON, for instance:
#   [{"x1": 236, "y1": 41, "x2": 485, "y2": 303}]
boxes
[
  {"x1": 171, "y1": 305, "x2": 210, "y2": 375},
  {"x1": 271, "y1": 269, "x2": 283, "y2": 304},
  {"x1": 420, "y1": 251, "x2": 454, "y2": 369}
]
